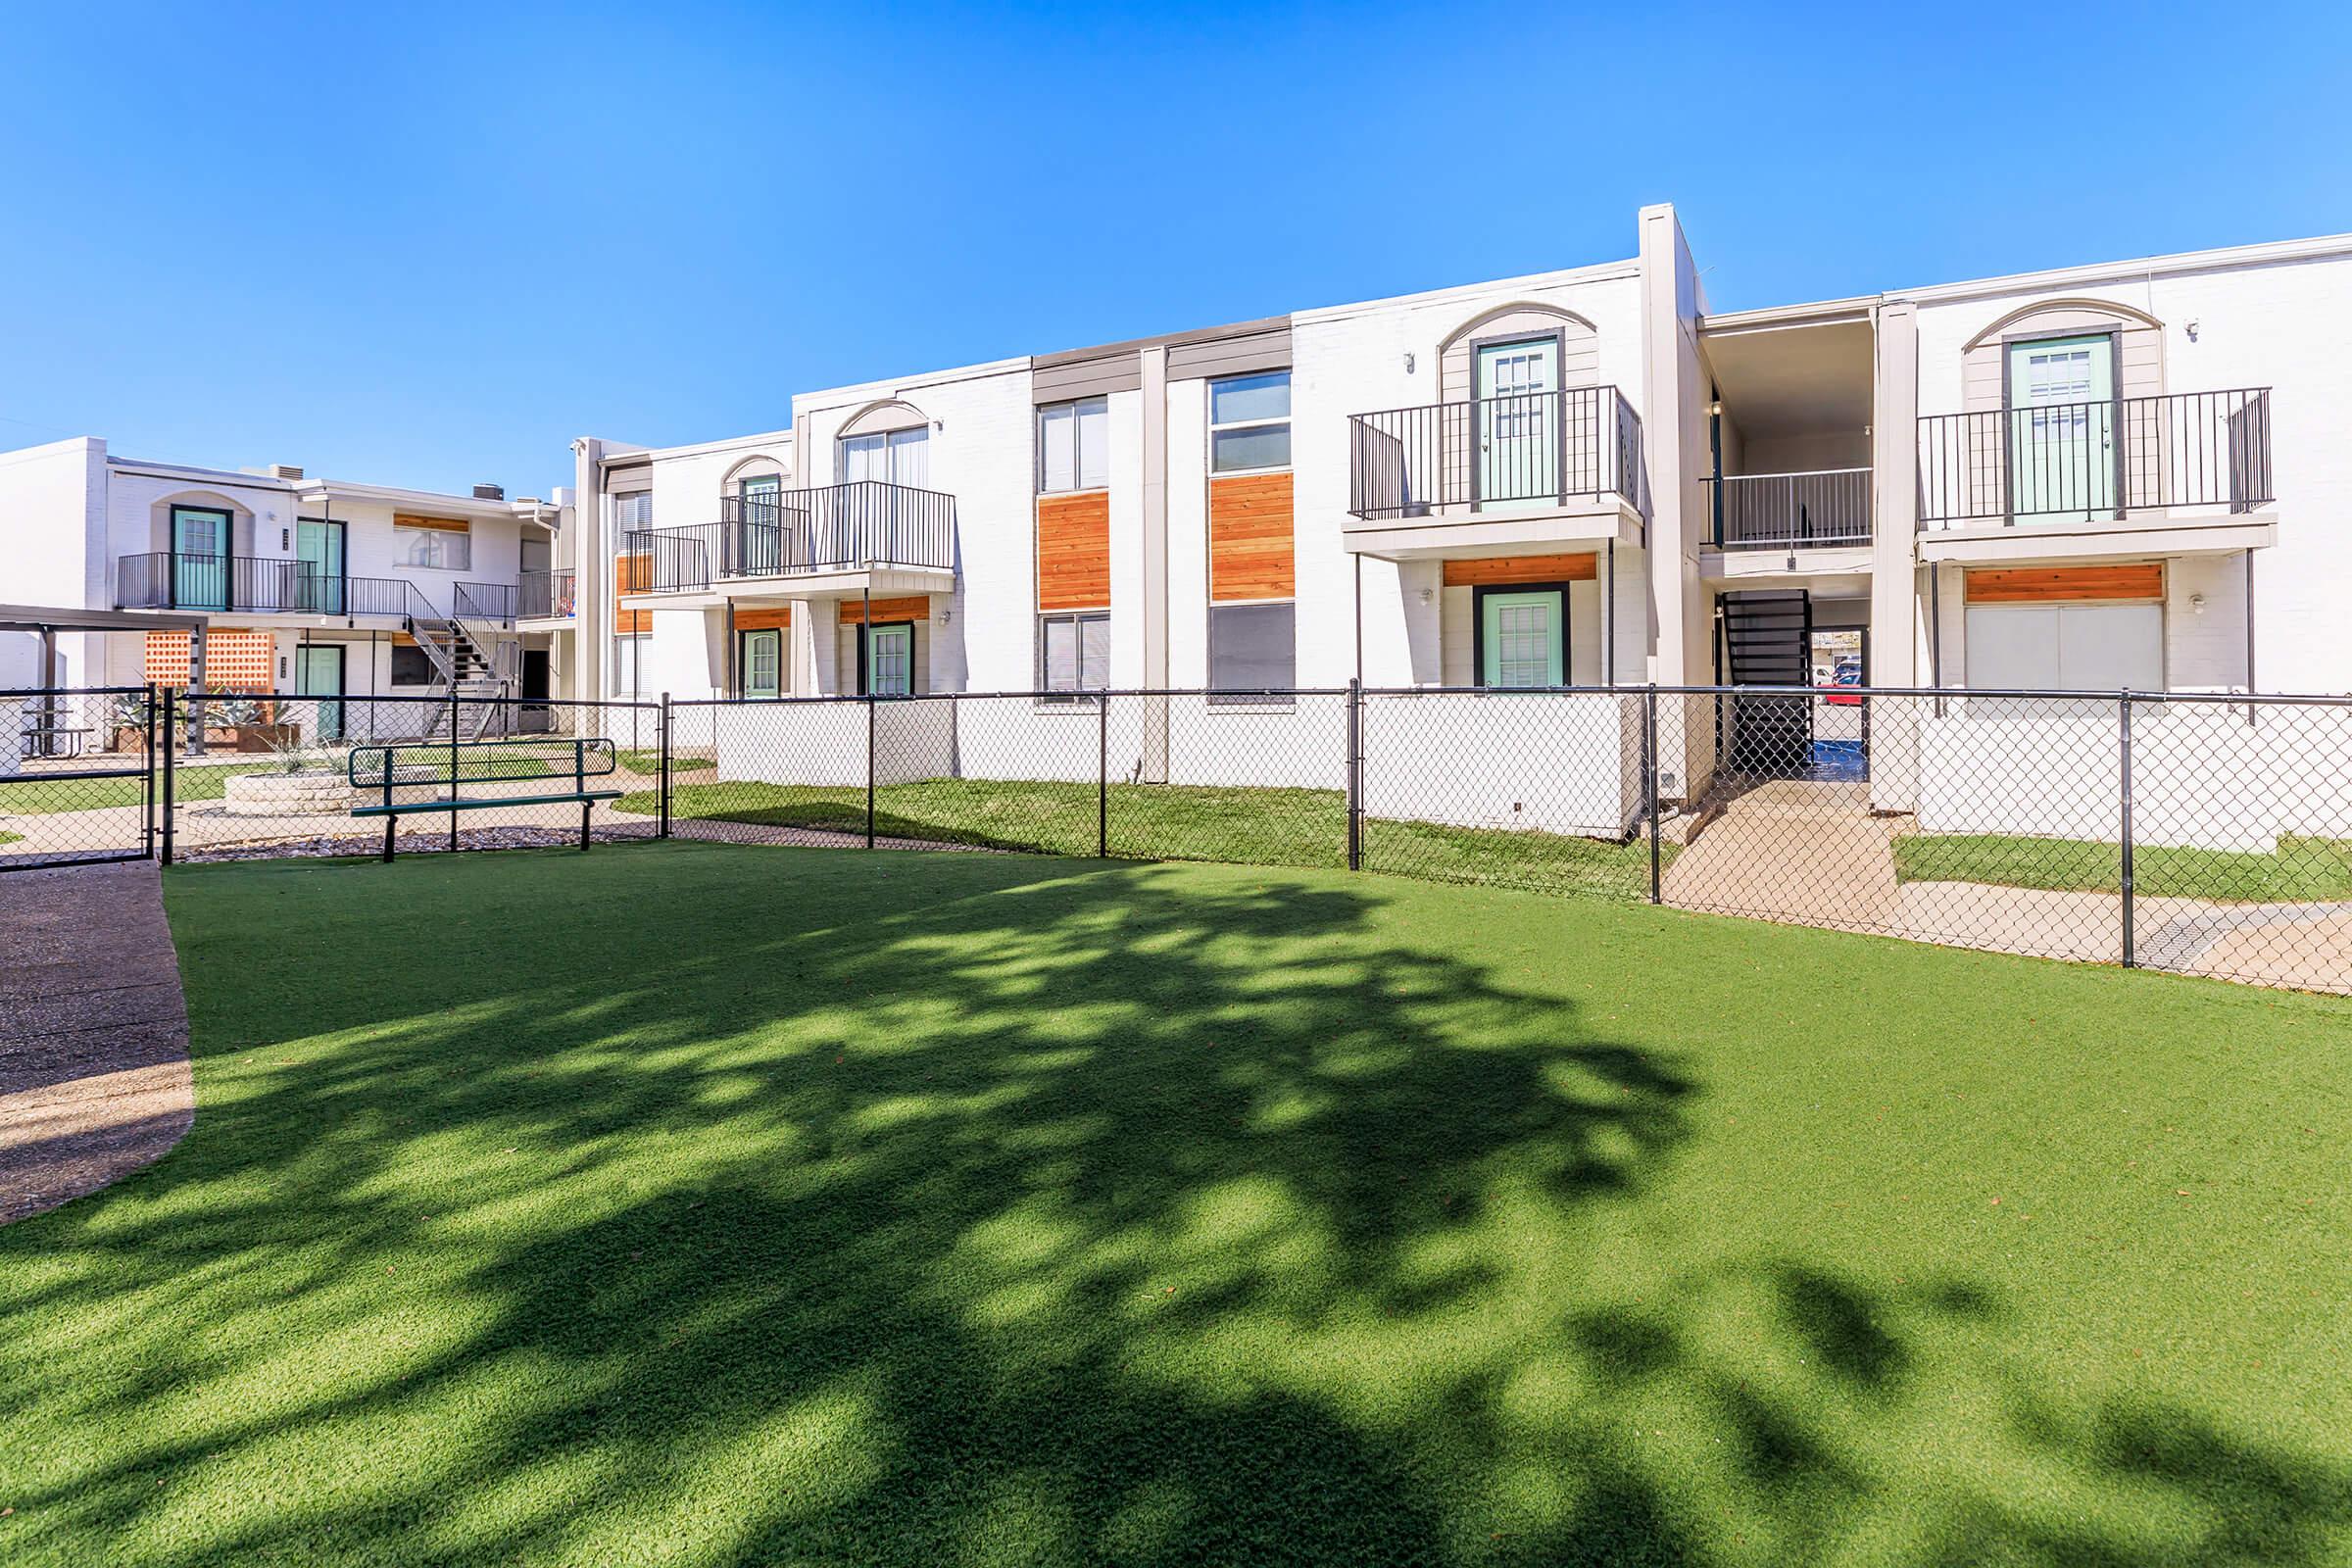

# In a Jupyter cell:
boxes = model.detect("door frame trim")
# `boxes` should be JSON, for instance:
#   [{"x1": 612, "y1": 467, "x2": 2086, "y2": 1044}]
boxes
[
  {"x1": 168, "y1": 504, "x2": 234, "y2": 611},
  {"x1": 1470, "y1": 579, "x2": 1574, "y2": 689},
  {"x1": 1998, "y1": 326, "x2": 2125, "y2": 524},
  {"x1": 738, "y1": 626, "x2": 785, "y2": 700},
  {"x1": 855, "y1": 619, "x2": 917, "y2": 697}
]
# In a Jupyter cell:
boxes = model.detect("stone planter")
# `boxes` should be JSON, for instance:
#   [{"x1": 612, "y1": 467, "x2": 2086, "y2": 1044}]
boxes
[{"x1": 223, "y1": 770, "x2": 358, "y2": 817}]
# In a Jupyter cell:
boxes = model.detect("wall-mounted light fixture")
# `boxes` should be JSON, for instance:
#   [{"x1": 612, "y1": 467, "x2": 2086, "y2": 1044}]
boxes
[
  {"x1": 2185, "y1": 319, "x2": 2201, "y2": 341},
  {"x1": 1417, "y1": 586, "x2": 1434, "y2": 605},
  {"x1": 1403, "y1": 352, "x2": 1416, "y2": 374},
  {"x1": 2190, "y1": 592, "x2": 2208, "y2": 614}
]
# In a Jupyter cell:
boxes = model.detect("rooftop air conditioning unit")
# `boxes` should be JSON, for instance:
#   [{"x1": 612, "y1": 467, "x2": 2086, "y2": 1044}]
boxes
[
  {"x1": 473, "y1": 483, "x2": 505, "y2": 501},
  {"x1": 270, "y1": 465, "x2": 304, "y2": 480}
]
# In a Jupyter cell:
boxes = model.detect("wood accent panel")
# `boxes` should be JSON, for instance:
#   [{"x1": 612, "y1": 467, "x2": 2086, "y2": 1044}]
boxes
[
  {"x1": 1964, "y1": 564, "x2": 2163, "y2": 604},
  {"x1": 1208, "y1": 472, "x2": 1295, "y2": 602},
  {"x1": 614, "y1": 551, "x2": 652, "y2": 635},
  {"x1": 733, "y1": 607, "x2": 792, "y2": 631},
  {"x1": 143, "y1": 628, "x2": 274, "y2": 688},
  {"x1": 1037, "y1": 490, "x2": 1111, "y2": 612},
  {"x1": 393, "y1": 514, "x2": 470, "y2": 533},
  {"x1": 838, "y1": 596, "x2": 929, "y2": 625},
  {"x1": 1442, "y1": 553, "x2": 1598, "y2": 588}
]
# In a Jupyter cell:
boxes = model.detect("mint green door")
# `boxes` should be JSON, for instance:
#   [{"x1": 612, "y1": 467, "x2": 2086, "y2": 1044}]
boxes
[
  {"x1": 295, "y1": 645, "x2": 345, "y2": 741},
  {"x1": 2008, "y1": 334, "x2": 2116, "y2": 523},
  {"x1": 1479, "y1": 590, "x2": 1565, "y2": 688},
  {"x1": 741, "y1": 628, "x2": 783, "y2": 699},
  {"x1": 296, "y1": 520, "x2": 345, "y2": 613},
  {"x1": 172, "y1": 507, "x2": 230, "y2": 610},
  {"x1": 739, "y1": 474, "x2": 783, "y2": 573},
  {"x1": 1475, "y1": 337, "x2": 1559, "y2": 506},
  {"x1": 865, "y1": 623, "x2": 913, "y2": 696}
]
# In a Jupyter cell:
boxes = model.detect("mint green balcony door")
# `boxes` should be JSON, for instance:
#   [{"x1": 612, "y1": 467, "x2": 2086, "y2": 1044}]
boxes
[
  {"x1": 172, "y1": 507, "x2": 230, "y2": 610},
  {"x1": 1475, "y1": 337, "x2": 1558, "y2": 506},
  {"x1": 739, "y1": 474, "x2": 783, "y2": 574},
  {"x1": 2008, "y1": 334, "x2": 2116, "y2": 523},
  {"x1": 1479, "y1": 590, "x2": 1565, "y2": 688},
  {"x1": 296, "y1": 519, "x2": 345, "y2": 614}
]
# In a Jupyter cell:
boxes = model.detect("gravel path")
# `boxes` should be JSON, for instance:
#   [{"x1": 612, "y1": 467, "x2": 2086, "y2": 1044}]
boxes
[{"x1": 0, "y1": 862, "x2": 193, "y2": 1224}]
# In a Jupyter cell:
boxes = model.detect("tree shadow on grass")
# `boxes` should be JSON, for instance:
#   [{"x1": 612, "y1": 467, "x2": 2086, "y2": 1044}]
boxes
[{"x1": 1, "y1": 843, "x2": 2346, "y2": 1566}]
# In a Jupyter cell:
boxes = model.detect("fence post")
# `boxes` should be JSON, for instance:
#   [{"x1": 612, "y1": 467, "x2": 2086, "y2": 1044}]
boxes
[
  {"x1": 1644, "y1": 684, "x2": 1662, "y2": 906},
  {"x1": 1097, "y1": 690, "x2": 1109, "y2": 858},
  {"x1": 448, "y1": 685, "x2": 461, "y2": 854},
  {"x1": 2120, "y1": 690, "x2": 2135, "y2": 968},
  {"x1": 659, "y1": 693, "x2": 673, "y2": 840},
  {"x1": 1346, "y1": 678, "x2": 1363, "y2": 872},
  {"x1": 160, "y1": 685, "x2": 175, "y2": 866},
  {"x1": 865, "y1": 692, "x2": 877, "y2": 850},
  {"x1": 142, "y1": 683, "x2": 158, "y2": 860}
]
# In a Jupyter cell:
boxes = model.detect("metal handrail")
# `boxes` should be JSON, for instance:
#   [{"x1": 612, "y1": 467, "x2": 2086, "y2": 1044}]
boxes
[
  {"x1": 627, "y1": 480, "x2": 958, "y2": 593},
  {"x1": 1347, "y1": 385, "x2": 1646, "y2": 521},
  {"x1": 518, "y1": 568, "x2": 576, "y2": 618},
  {"x1": 1703, "y1": 468, "x2": 1874, "y2": 549},
  {"x1": 1918, "y1": 386, "x2": 2274, "y2": 527}
]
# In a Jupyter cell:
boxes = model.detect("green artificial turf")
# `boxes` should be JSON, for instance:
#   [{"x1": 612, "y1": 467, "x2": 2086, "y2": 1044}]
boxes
[
  {"x1": 1895, "y1": 830, "x2": 2352, "y2": 902},
  {"x1": 626, "y1": 778, "x2": 1664, "y2": 900},
  {"x1": 615, "y1": 749, "x2": 713, "y2": 775},
  {"x1": 3, "y1": 844, "x2": 2347, "y2": 1566}
]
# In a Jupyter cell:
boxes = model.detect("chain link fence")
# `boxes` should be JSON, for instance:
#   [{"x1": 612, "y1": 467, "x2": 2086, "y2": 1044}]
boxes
[{"x1": 8, "y1": 682, "x2": 2347, "y2": 992}]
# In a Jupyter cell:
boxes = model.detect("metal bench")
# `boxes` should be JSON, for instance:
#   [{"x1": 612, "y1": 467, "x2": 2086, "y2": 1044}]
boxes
[{"x1": 348, "y1": 738, "x2": 622, "y2": 860}]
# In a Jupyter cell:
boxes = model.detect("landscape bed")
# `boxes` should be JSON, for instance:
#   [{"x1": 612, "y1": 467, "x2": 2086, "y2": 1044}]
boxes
[{"x1": 0, "y1": 841, "x2": 2346, "y2": 1566}]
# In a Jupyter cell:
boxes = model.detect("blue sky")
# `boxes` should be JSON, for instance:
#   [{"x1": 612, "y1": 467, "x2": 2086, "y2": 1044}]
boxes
[{"x1": 3, "y1": 2, "x2": 2345, "y2": 498}]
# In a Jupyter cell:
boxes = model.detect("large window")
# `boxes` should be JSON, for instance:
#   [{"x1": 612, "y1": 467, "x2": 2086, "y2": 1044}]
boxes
[
  {"x1": 395, "y1": 518, "x2": 470, "y2": 570},
  {"x1": 1209, "y1": 371, "x2": 1291, "y2": 473},
  {"x1": 389, "y1": 645, "x2": 435, "y2": 687},
  {"x1": 1038, "y1": 611, "x2": 1109, "y2": 696},
  {"x1": 841, "y1": 427, "x2": 929, "y2": 488},
  {"x1": 1208, "y1": 601, "x2": 1295, "y2": 692},
  {"x1": 1038, "y1": 398, "x2": 1109, "y2": 494}
]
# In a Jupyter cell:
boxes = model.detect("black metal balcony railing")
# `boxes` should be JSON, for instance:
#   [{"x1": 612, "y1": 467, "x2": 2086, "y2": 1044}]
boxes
[
  {"x1": 1705, "y1": 468, "x2": 1873, "y2": 550},
  {"x1": 1348, "y1": 386, "x2": 1645, "y2": 522},
  {"x1": 518, "y1": 567, "x2": 576, "y2": 619},
  {"x1": 626, "y1": 480, "x2": 958, "y2": 593},
  {"x1": 456, "y1": 581, "x2": 518, "y2": 626},
  {"x1": 115, "y1": 554, "x2": 415, "y2": 617},
  {"x1": 1918, "y1": 387, "x2": 2274, "y2": 528}
]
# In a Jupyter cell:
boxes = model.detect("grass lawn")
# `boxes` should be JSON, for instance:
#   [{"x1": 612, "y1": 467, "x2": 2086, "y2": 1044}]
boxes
[
  {"x1": 3, "y1": 844, "x2": 2348, "y2": 1566},
  {"x1": 616, "y1": 749, "x2": 713, "y2": 775},
  {"x1": 1895, "y1": 830, "x2": 2352, "y2": 902},
  {"x1": 627, "y1": 778, "x2": 1665, "y2": 900},
  {"x1": 0, "y1": 761, "x2": 240, "y2": 815}
]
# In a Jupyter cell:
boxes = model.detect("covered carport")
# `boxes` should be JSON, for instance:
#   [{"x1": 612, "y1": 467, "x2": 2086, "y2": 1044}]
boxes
[{"x1": 1, "y1": 604, "x2": 210, "y2": 769}]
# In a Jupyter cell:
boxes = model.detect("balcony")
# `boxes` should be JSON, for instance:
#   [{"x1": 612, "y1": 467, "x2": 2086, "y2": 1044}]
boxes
[
  {"x1": 623, "y1": 480, "x2": 957, "y2": 595},
  {"x1": 518, "y1": 567, "x2": 576, "y2": 620},
  {"x1": 114, "y1": 554, "x2": 416, "y2": 617},
  {"x1": 1704, "y1": 468, "x2": 1873, "y2": 551},
  {"x1": 1345, "y1": 386, "x2": 1645, "y2": 558},
  {"x1": 1918, "y1": 388, "x2": 2274, "y2": 530}
]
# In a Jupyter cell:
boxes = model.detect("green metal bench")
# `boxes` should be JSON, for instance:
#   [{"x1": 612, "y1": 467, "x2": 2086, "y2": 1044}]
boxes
[{"x1": 348, "y1": 738, "x2": 622, "y2": 860}]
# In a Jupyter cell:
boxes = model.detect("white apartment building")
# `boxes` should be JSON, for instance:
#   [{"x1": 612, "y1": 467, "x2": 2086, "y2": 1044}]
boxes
[
  {"x1": 0, "y1": 437, "x2": 577, "y2": 729},
  {"x1": 562, "y1": 205, "x2": 2345, "y2": 827}
]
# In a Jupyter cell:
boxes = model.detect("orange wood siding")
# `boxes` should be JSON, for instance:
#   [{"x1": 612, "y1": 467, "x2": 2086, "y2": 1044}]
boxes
[
  {"x1": 143, "y1": 628, "x2": 274, "y2": 688},
  {"x1": 614, "y1": 552, "x2": 652, "y2": 635},
  {"x1": 393, "y1": 514, "x2": 470, "y2": 533},
  {"x1": 1964, "y1": 564, "x2": 2164, "y2": 604},
  {"x1": 838, "y1": 596, "x2": 930, "y2": 625},
  {"x1": 1441, "y1": 553, "x2": 1598, "y2": 587},
  {"x1": 733, "y1": 607, "x2": 792, "y2": 631},
  {"x1": 1037, "y1": 491, "x2": 1111, "y2": 612},
  {"x1": 1208, "y1": 472, "x2": 1295, "y2": 602}
]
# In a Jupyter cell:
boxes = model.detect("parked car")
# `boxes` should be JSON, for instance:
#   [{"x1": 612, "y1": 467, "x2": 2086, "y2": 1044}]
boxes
[{"x1": 1821, "y1": 657, "x2": 1863, "y2": 705}]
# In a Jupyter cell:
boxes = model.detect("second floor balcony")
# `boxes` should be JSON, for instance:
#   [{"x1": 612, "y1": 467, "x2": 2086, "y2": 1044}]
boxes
[
  {"x1": 1918, "y1": 387, "x2": 2274, "y2": 530},
  {"x1": 1347, "y1": 386, "x2": 1647, "y2": 541},
  {"x1": 518, "y1": 567, "x2": 576, "y2": 620},
  {"x1": 624, "y1": 480, "x2": 957, "y2": 594},
  {"x1": 115, "y1": 553, "x2": 421, "y2": 618},
  {"x1": 1704, "y1": 468, "x2": 1874, "y2": 551}
]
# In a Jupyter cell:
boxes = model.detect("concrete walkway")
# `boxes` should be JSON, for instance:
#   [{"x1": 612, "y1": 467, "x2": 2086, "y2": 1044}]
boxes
[
  {"x1": 1663, "y1": 779, "x2": 1901, "y2": 932},
  {"x1": 0, "y1": 862, "x2": 193, "y2": 1223}
]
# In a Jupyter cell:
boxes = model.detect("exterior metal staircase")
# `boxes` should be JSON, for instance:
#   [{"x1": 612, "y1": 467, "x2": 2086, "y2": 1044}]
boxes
[
  {"x1": 403, "y1": 585, "x2": 514, "y2": 742},
  {"x1": 1718, "y1": 589, "x2": 1814, "y2": 776}
]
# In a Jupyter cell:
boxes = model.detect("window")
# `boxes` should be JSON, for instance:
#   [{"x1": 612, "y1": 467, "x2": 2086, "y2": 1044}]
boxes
[
  {"x1": 1209, "y1": 371, "x2": 1291, "y2": 473},
  {"x1": 1208, "y1": 602, "x2": 1295, "y2": 694},
  {"x1": 1038, "y1": 612, "x2": 1109, "y2": 696},
  {"x1": 1038, "y1": 398, "x2": 1109, "y2": 493},
  {"x1": 389, "y1": 646, "x2": 434, "y2": 687},
  {"x1": 841, "y1": 426, "x2": 929, "y2": 488},
  {"x1": 1965, "y1": 604, "x2": 2163, "y2": 693},
  {"x1": 611, "y1": 634, "x2": 649, "y2": 697},
  {"x1": 395, "y1": 519, "x2": 470, "y2": 570}
]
